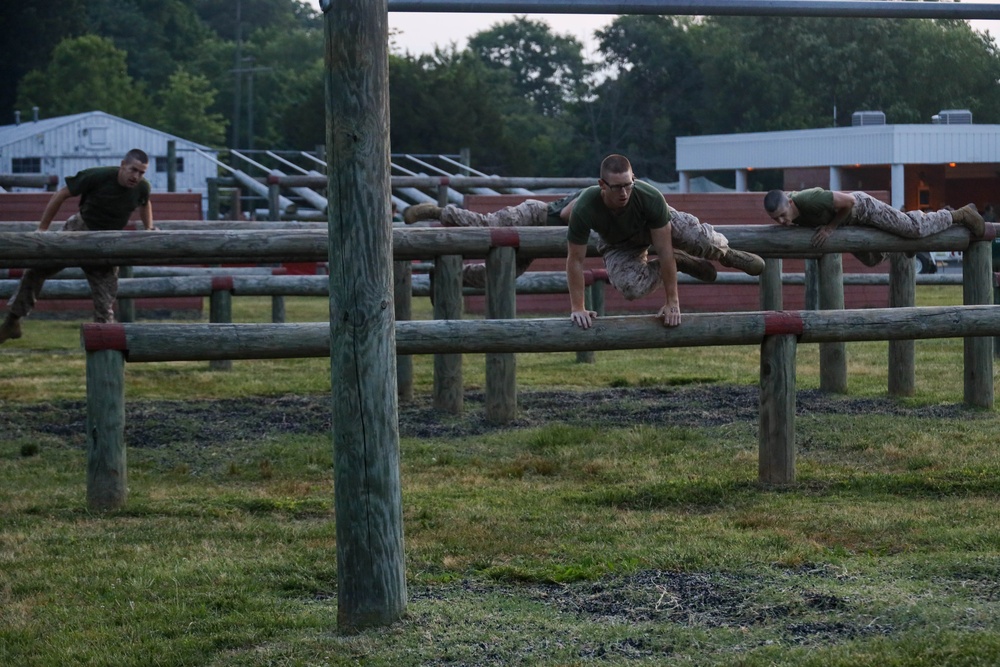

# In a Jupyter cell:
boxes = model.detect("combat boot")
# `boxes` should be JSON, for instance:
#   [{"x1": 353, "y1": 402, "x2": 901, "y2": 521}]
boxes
[
  {"x1": 403, "y1": 203, "x2": 442, "y2": 225},
  {"x1": 672, "y1": 249, "x2": 717, "y2": 283},
  {"x1": 951, "y1": 203, "x2": 986, "y2": 237},
  {"x1": 0, "y1": 313, "x2": 22, "y2": 344},
  {"x1": 719, "y1": 248, "x2": 766, "y2": 276}
]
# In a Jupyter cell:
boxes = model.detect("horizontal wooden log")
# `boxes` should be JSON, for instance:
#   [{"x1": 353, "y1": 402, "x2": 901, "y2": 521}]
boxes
[
  {"x1": 0, "y1": 265, "x2": 284, "y2": 280},
  {"x1": 270, "y1": 174, "x2": 595, "y2": 189},
  {"x1": 2, "y1": 224, "x2": 994, "y2": 268},
  {"x1": 81, "y1": 304, "x2": 1000, "y2": 362},
  {"x1": 0, "y1": 220, "x2": 330, "y2": 232},
  {"x1": 0, "y1": 174, "x2": 59, "y2": 188}
]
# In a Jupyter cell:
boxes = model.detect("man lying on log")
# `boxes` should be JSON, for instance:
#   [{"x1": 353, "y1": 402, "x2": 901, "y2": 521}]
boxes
[
  {"x1": 1, "y1": 148, "x2": 157, "y2": 345},
  {"x1": 403, "y1": 169, "x2": 765, "y2": 291},
  {"x1": 763, "y1": 188, "x2": 986, "y2": 267}
]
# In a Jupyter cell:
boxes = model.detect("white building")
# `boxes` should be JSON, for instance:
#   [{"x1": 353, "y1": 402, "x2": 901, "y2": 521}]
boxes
[
  {"x1": 0, "y1": 110, "x2": 218, "y2": 199},
  {"x1": 676, "y1": 110, "x2": 1000, "y2": 214}
]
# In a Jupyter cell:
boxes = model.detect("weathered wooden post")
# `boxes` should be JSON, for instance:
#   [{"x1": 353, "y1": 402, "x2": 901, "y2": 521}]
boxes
[
  {"x1": 818, "y1": 253, "x2": 847, "y2": 393},
  {"x1": 117, "y1": 265, "x2": 135, "y2": 323},
  {"x1": 267, "y1": 182, "x2": 286, "y2": 324},
  {"x1": 324, "y1": 0, "x2": 406, "y2": 630},
  {"x1": 167, "y1": 140, "x2": 177, "y2": 193},
  {"x1": 85, "y1": 347, "x2": 127, "y2": 510},
  {"x1": 393, "y1": 260, "x2": 413, "y2": 402},
  {"x1": 759, "y1": 258, "x2": 782, "y2": 311},
  {"x1": 759, "y1": 332, "x2": 797, "y2": 485},
  {"x1": 206, "y1": 178, "x2": 220, "y2": 221},
  {"x1": 993, "y1": 272, "x2": 1000, "y2": 358},
  {"x1": 433, "y1": 255, "x2": 464, "y2": 413},
  {"x1": 804, "y1": 258, "x2": 819, "y2": 310},
  {"x1": 888, "y1": 252, "x2": 915, "y2": 396},
  {"x1": 963, "y1": 238, "x2": 994, "y2": 408},
  {"x1": 485, "y1": 242, "x2": 517, "y2": 423},
  {"x1": 576, "y1": 274, "x2": 596, "y2": 364},
  {"x1": 209, "y1": 276, "x2": 234, "y2": 371}
]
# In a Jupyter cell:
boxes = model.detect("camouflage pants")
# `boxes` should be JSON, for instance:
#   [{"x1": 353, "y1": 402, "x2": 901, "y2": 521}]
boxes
[
  {"x1": 7, "y1": 214, "x2": 119, "y2": 323},
  {"x1": 598, "y1": 210, "x2": 730, "y2": 301},
  {"x1": 846, "y1": 192, "x2": 954, "y2": 266},
  {"x1": 440, "y1": 201, "x2": 549, "y2": 289}
]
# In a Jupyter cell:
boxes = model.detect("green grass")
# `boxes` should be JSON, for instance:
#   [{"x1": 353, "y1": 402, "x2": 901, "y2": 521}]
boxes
[{"x1": 3, "y1": 287, "x2": 1000, "y2": 665}]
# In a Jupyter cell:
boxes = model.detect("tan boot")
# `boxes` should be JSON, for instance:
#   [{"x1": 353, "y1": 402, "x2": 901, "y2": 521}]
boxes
[
  {"x1": 0, "y1": 313, "x2": 22, "y2": 344},
  {"x1": 951, "y1": 203, "x2": 986, "y2": 237},
  {"x1": 403, "y1": 202, "x2": 442, "y2": 225},
  {"x1": 672, "y1": 249, "x2": 717, "y2": 283},
  {"x1": 719, "y1": 248, "x2": 766, "y2": 276}
]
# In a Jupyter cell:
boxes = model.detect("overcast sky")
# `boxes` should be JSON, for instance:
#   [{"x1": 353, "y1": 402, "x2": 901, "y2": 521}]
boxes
[{"x1": 387, "y1": 8, "x2": 1000, "y2": 59}]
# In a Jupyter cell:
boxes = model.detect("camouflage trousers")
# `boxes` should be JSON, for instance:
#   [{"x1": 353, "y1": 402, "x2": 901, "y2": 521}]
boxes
[
  {"x1": 440, "y1": 201, "x2": 549, "y2": 288},
  {"x1": 846, "y1": 192, "x2": 954, "y2": 266},
  {"x1": 6, "y1": 214, "x2": 119, "y2": 323},
  {"x1": 598, "y1": 210, "x2": 730, "y2": 301}
]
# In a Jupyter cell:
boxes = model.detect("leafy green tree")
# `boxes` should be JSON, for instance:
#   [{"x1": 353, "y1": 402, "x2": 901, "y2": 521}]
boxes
[
  {"x1": 16, "y1": 35, "x2": 149, "y2": 120},
  {"x1": 467, "y1": 16, "x2": 591, "y2": 117},
  {"x1": 156, "y1": 68, "x2": 227, "y2": 145}
]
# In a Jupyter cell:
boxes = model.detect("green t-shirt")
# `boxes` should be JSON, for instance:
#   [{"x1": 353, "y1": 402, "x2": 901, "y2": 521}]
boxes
[
  {"x1": 790, "y1": 187, "x2": 836, "y2": 228},
  {"x1": 566, "y1": 179, "x2": 670, "y2": 246},
  {"x1": 65, "y1": 166, "x2": 151, "y2": 231}
]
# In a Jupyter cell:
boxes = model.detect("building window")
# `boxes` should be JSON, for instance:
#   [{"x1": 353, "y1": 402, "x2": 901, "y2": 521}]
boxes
[
  {"x1": 12, "y1": 157, "x2": 41, "y2": 173},
  {"x1": 155, "y1": 156, "x2": 185, "y2": 173}
]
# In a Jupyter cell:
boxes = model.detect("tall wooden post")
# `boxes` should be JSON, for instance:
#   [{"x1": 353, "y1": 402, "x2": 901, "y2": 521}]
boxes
[
  {"x1": 209, "y1": 286, "x2": 234, "y2": 372},
  {"x1": 117, "y1": 265, "x2": 135, "y2": 323},
  {"x1": 324, "y1": 0, "x2": 406, "y2": 631},
  {"x1": 433, "y1": 255, "x2": 464, "y2": 413},
  {"x1": 759, "y1": 258, "x2": 782, "y2": 311},
  {"x1": 576, "y1": 283, "x2": 596, "y2": 364},
  {"x1": 267, "y1": 183, "x2": 286, "y2": 323},
  {"x1": 485, "y1": 245, "x2": 517, "y2": 423},
  {"x1": 818, "y1": 253, "x2": 847, "y2": 393},
  {"x1": 759, "y1": 334, "x2": 796, "y2": 485},
  {"x1": 963, "y1": 239, "x2": 994, "y2": 408},
  {"x1": 167, "y1": 140, "x2": 177, "y2": 193},
  {"x1": 86, "y1": 349, "x2": 127, "y2": 510},
  {"x1": 393, "y1": 260, "x2": 413, "y2": 402},
  {"x1": 888, "y1": 252, "x2": 915, "y2": 396}
]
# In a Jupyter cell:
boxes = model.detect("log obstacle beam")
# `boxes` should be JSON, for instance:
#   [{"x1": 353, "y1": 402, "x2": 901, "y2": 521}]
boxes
[{"x1": 80, "y1": 304, "x2": 1000, "y2": 509}]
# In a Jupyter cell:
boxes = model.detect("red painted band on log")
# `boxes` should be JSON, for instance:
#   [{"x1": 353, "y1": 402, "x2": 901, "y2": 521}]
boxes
[
  {"x1": 763, "y1": 311, "x2": 805, "y2": 336},
  {"x1": 211, "y1": 276, "x2": 235, "y2": 292},
  {"x1": 490, "y1": 228, "x2": 520, "y2": 248},
  {"x1": 81, "y1": 323, "x2": 128, "y2": 352}
]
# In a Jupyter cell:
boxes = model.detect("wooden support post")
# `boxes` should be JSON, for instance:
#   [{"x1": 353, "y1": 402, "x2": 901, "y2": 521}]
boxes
[
  {"x1": 207, "y1": 178, "x2": 220, "y2": 221},
  {"x1": 485, "y1": 245, "x2": 517, "y2": 423},
  {"x1": 804, "y1": 258, "x2": 819, "y2": 310},
  {"x1": 433, "y1": 255, "x2": 464, "y2": 413},
  {"x1": 267, "y1": 182, "x2": 286, "y2": 323},
  {"x1": 994, "y1": 272, "x2": 1000, "y2": 358},
  {"x1": 209, "y1": 285, "x2": 233, "y2": 371},
  {"x1": 86, "y1": 349, "x2": 127, "y2": 510},
  {"x1": 759, "y1": 257, "x2": 782, "y2": 311},
  {"x1": 963, "y1": 239, "x2": 994, "y2": 408},
  {"x1": 591, "y1": 275, "x2": 606, "y2": 317},
  {"x1": 393, "y1": 260, "x2": 413, "y2": 402},
  {"x1": 888, "y1": 252, "x2": 915, "y2": 396},
  {"x1": 324, "y1": 0, "x2": 405, "y2": 631},
  {"x1": 576, "y1": 283, "x2": 596, "y2": 364},
  {"x1": 818, "y1": 253, "x2": 847, "y2": 393},
  {"x1": 759, "y1": 334, "x2": 796, "y2": 485},
  {"x1": 167, "y1": 140, "x2": 177, "y2": 193},
  {"x1": 117, "y1": 265, "x2": 135, "y2": 323}
]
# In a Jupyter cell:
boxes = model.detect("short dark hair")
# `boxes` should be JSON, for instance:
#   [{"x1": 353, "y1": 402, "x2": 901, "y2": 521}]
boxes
[
  {"x1": 124, "y1": 148, "x2": 149, "y2": 165},
  {"x1": 763, "y1": 190, "x2": 788, "y2": 213},
  {"x1": 600, "y1": 154, "x2": 632, "y2": 182}
]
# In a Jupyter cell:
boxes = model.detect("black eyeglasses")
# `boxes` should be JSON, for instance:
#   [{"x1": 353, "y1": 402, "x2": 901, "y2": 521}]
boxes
[{"x1": 601, "y1": 179, "x2": 635, "y2": 193}]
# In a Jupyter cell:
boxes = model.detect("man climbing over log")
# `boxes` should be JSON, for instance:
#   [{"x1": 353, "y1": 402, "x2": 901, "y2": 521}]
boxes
[
  {"x1": 763, "y1": 188, "x2": 986, "y2": 267},
  {"x1": 1, "y1": 148, "x2": 156, "y2": 344},
  {"x1": 405, "y1": 176, "x2": 764, "y2": 290}
]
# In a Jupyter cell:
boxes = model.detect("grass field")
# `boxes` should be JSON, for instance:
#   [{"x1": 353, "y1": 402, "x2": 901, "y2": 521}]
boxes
[{"x1": 3, "y1": 287, "x2": 1000, "y2": 666}]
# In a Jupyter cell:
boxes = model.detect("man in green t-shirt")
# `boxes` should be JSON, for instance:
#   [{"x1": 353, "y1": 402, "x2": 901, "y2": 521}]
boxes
[
  {"x1": 566, "y1": 154, "x2": 765, "y2": 330},
  {"x1": 1, "y1": 148, "x2": 156, "y2": 344},
  {"x1": 763, "y1": 188, "x2": 985, "y2": 267}
]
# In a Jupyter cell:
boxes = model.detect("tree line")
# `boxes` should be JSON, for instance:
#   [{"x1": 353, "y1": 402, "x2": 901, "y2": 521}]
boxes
[{"x1": 4, "y1": 0, "x2": 1000, "y2": 183}]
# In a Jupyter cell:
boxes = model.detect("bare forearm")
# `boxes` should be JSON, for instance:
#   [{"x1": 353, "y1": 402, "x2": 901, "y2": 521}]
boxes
[{"x1": 38, "y1": 188, "x2": 71, "y2": 231}]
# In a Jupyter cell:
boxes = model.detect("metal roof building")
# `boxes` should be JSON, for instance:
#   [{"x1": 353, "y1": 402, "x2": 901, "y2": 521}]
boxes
[
  {"x1": 676, "y1": 113, "x2": 1000, "y2": 212},
  {"x1": 0, "y1": 111, "x2": 218, "y2": 200}
]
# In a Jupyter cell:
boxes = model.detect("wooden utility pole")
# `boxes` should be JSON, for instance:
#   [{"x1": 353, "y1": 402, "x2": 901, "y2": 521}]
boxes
[{"x1": 323, "y1": 0, "x2": 406, "y2": 631}]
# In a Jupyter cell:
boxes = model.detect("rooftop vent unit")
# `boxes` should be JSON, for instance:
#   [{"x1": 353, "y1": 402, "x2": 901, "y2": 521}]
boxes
[
  {"x1": 932, "y1": 109, "x2": 972, "y2": 124},
  {"x1": 852, "y1": 110, "x2": 886, "y2": 126}
]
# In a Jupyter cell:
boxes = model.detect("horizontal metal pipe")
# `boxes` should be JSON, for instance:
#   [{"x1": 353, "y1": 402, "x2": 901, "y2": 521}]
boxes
[
  {"x1": 386, "y1": 0, "x2": 1000, "y2": 20},
  {"x1": 81, "y1": 304, "x2": 1000, "y2": 362}
]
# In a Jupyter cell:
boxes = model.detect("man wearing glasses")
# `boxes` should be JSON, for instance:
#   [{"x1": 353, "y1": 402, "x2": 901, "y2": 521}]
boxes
[{"x1": 566, "y1": 154, "x2": 764, "y2": 329}]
